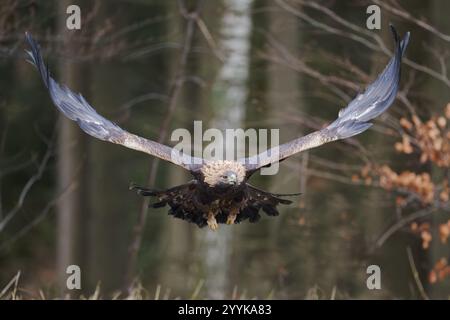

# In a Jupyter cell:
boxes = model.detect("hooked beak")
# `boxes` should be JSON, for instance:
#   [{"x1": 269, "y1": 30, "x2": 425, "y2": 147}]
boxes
[{"x1": 227, "y1": 173, "x2": 237, "y2": 185}]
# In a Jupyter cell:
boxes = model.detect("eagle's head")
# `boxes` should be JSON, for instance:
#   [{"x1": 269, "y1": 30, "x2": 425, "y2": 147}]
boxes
[
  {"x1": 219, "y1": 170, "x2": 239, "y2": 186},
  {"x1": 201, "y1": 160, "x2": 246, "y2": 188}
]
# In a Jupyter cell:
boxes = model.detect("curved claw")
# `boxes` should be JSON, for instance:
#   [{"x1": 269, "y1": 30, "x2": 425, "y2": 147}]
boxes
[{"x1": 207, "y1": 212, "x2": 219, "y2": 231}]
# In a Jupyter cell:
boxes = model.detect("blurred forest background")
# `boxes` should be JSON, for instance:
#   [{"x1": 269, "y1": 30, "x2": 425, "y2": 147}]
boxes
[{"x1": 1, "y1": 0, "x2": 450, "y2": 299}]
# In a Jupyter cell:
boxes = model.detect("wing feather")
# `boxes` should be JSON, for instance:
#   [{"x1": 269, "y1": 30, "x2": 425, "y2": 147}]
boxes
[
  {"x1": 242, "y1": 25, "x2": 410, "y2": 171},
  {"x1": 25, "y1": 33, "x2": 202, "y2": 171}
]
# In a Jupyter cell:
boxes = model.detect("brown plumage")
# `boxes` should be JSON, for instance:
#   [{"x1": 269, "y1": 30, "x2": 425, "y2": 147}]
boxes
[
  {"x1": 130, "y1": 180, "x2": 294, "y2": 230},
  {"x1": 25, "y1": 26, "x2": 410, "y2": 230}
]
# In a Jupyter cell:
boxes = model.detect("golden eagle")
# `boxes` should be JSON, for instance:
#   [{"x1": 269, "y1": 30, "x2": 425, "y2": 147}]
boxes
[{"x1": 25, "y1": 26, "x2": 409, "y2": 230}]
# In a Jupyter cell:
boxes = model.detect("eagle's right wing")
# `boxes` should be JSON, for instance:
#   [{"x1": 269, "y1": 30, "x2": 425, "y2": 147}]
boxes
[{"x1": 26, "y1": 33, "x2": 202, "y2": 171}]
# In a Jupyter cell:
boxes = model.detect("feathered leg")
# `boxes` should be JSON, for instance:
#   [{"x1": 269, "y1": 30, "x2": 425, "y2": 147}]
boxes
[
  {"x1": 207, "y1": 210, "x2": 218, "y2": 231},
  {"x1": 226, "y1": 207, "x2": 239, "y2": 225}
]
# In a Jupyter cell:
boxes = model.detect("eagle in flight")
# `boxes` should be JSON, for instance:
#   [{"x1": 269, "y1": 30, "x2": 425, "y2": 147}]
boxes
[{"x1": 25, "y1": 26, "x2": 409, "y2": 230}]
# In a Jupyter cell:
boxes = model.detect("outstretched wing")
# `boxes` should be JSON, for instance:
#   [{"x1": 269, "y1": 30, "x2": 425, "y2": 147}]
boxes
[
  {"x1": 242, "y1": 26, "x2": 410, "y2": 171},
  {"x1": 25, "y1": 32, "x2": 202, "y2": 171}
]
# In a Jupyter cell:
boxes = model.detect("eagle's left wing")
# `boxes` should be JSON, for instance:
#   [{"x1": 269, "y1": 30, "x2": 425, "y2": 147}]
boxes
[
  {"x1": 25, "y1": 32, "x2": 202, "y2": 171},
  {"x1": 242, "y1": 26, "x2": 410, "y2": 172}
]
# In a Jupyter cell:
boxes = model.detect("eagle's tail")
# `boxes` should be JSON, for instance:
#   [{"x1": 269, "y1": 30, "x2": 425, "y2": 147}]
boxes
[
  {"x1": 129, "y1": 181, "x2": 197, "y2": 209},
  {"x1": 235, "y1": 184, "x2": 301, "y2": 224},
  {"x1": 130, "y1": 181, "x2": 208, "y2": 227}
]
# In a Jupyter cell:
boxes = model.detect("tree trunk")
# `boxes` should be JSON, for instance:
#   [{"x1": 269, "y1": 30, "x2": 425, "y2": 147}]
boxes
[
  {"x1": 199, "y1": 0, "x2": 253, "y2": 299},
  {"x1": 56, "y1": 0, "x2": 90, "y2": 296}
]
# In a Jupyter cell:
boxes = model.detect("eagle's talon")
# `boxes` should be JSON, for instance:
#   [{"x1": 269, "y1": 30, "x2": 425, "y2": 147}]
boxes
[
  {"x1": 207, "y1": 216, "x2": 218, "y2": 231},
  {"x1": 226, "y1": 215, "x2": 236, "y2": 225}
]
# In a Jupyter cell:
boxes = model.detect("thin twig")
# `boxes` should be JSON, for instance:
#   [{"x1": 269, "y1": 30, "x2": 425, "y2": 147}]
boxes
[
  {"x1": 277, "y1": 0, "x2": 450, "y2": 88},
  {"x1": 0, "y1": 135, "x2": 54, "y2": 233},
  {"x1": 0, "y1": 270, "x2": 21, "y2": 300},
  {"x1": 374, "y1": 0, "x2": 450, "y2": 43},
  {"x1": 0, "y1": 179, "x2": 78, "y2": 251},
  {"x1": 406, "y1": 246, "x2": 429, "y2": 300},
  {"x1": 374, "y1": 207, "x2": 437, "y2": 249}
]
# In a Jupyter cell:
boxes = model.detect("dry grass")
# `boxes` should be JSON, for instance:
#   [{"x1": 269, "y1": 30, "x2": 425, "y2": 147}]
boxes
[{"x1": 1, "y1": 271, "x2": 337, "y2": 300}]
